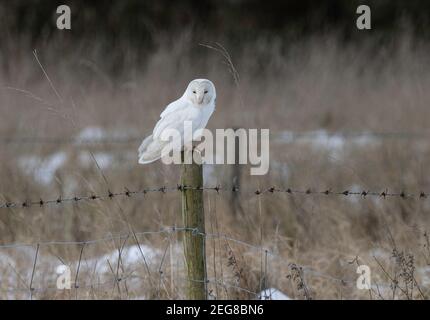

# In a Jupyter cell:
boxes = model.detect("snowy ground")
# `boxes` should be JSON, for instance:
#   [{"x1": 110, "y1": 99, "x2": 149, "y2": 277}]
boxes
[
  {"x1": 16, "y1": 127, "x2": 392, "y2": 186},
  {"x1": 0, "y1": 242, "x2": 174, "y2": 299}
]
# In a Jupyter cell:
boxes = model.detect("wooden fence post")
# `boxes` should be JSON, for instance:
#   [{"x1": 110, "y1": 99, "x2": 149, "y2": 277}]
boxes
[{"x1": 181, "y1": 149, "x2": 207, "y2": 300}]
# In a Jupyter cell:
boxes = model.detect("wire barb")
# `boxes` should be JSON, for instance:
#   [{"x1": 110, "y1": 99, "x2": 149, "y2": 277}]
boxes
[{"x1": 1, "y1": 185, "x2": 429, "y2": 210}]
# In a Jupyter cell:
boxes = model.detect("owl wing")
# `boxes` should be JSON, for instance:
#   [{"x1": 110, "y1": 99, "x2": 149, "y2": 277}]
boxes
[
  {"x1": 159, "y1": 97, "x2": 189, "y2": 118},
  {"x1": 138, "y1": 106, "x2": 194, "y2": 164},
  {"x1": 153, "y1": 99, "x2": 194, "y2": 140}
]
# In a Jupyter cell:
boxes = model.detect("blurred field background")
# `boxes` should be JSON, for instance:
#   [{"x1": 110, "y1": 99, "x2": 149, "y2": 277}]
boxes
[{"x1": 1, "y1": 0, "x2": 430, "y2": 299}]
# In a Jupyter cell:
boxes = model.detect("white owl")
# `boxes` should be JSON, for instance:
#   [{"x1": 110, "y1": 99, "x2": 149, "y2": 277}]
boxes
[{"x1": 138, "y1": 79, "x2": 216, "y2": 164}]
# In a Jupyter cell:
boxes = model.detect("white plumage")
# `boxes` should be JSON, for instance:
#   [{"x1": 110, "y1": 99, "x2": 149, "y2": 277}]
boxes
[{"x1": 138, "y1": 79, "x2": 216, "y2": 164}]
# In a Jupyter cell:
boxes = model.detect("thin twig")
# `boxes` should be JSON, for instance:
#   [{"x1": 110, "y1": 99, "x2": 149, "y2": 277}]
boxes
[{"x1": 29, "y1": 244, "x2": 40, "y2": 300}]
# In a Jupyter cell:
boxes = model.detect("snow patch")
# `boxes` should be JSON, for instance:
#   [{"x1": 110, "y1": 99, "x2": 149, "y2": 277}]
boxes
[
  {"x1": 309, "y1": 130, "x2": 345, "y2": 150},
  {"x1": 18, "y1": 152, "x2": 67, "y2": 185},
  {"x1": 276, "y1": 130, "x2": 380, "y2": 152},
  {"x1": 78, "y1": 151, "x2": 113, "y2": 169},
  {"x1": 84, "y1": 244, "x2": 162, "y2": 275},
  {"x1": 417, "y1": 266, "x2": 430, "y2": 287},
  {"x1": 259, "y1": 288, "x2": 291, "y2": 300},
  {"x1": 74, "y1": 126, "x2": 139, "y2": 143},
  {"x1": 75, "y1": 126, "x2": 106, "y2": 142}
]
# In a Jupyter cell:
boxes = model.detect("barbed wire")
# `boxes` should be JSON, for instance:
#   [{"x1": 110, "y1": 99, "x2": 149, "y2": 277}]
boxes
[
  {"x1": 1, "y1": 184, "x2": 428, "y2": 210},
  {"x1": 0, "y1": 186, "x2": 178, "y2": 209},
  {"x1": 0, "y1": 183, "x2": 420, "y2": 298}
]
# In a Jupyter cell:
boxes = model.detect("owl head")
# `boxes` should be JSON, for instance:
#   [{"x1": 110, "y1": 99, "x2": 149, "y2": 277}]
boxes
[{"x1": 184, "y1": 79, "x2": 216, "y2": 105}]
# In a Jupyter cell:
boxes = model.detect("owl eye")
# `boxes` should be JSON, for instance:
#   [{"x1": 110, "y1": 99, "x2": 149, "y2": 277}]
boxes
[
  {"x1": 193, "y1": 90, "x2": 196, "y2": 94},
  {"x1": 204, "y1": 90, "x2": 208, "y2": 94}
]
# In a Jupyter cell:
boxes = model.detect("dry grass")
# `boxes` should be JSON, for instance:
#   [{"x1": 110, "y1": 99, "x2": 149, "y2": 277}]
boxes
[{"x1": 1, "y1": 32, "x2": 430, "y2": 299}]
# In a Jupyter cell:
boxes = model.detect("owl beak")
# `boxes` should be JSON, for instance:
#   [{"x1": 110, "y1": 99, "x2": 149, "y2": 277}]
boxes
[{"x1": 196, "y1": 94, "x2": 204, "y2": 104}]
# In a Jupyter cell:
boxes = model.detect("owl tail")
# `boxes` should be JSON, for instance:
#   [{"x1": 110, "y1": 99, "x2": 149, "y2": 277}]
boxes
[{"x1": 138, "y1": 134, "x2": 171, "y2": 164}]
